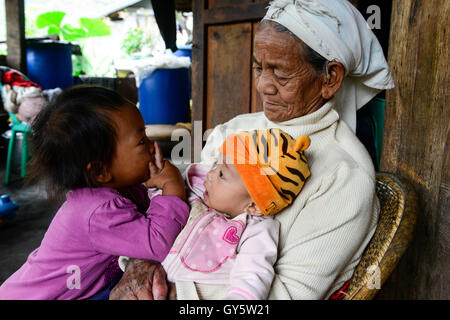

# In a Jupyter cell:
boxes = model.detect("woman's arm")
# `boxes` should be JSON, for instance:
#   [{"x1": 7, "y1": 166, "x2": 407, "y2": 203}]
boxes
[{"x1": 268, "y1": 165, "x2": 378, "y2": 299}]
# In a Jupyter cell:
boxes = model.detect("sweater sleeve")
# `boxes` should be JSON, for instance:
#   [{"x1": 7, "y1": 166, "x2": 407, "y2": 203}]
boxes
[
  {"x1": 268, "y1": 164, "x2": 379, "y2": 300},
  {"x1": 88, "y1": 194, "x2": 189, "y2": 262},
  {"x1": 227, "y1": 217, "x2": 279, "y2": 300}
]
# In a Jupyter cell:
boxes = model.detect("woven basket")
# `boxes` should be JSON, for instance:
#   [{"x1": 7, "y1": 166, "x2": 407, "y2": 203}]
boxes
[{"x1": 344, "y1": 172, "x2": 418, "y2": 300}]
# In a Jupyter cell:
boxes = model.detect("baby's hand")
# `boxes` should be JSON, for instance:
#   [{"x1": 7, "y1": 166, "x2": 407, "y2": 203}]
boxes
[{"x1": 249, "y1": 211, "x2": 264, "y2": 217}]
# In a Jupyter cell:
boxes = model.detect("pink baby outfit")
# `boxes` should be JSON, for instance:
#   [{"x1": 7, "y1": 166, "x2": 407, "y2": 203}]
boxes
[{"x1": 161, "y1": 164, "x2": 280, "y2": 300}]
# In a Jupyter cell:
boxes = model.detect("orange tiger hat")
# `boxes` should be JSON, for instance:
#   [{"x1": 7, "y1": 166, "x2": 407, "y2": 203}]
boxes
[{"x1": 219, "y1": 128, "x2": 310, "y2": 216}]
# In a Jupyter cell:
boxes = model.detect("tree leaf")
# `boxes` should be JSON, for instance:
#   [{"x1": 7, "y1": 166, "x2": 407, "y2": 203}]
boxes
[
  {"x1": 61, "y1": 24, "x2": 88, "y2": 41},
  {"x1": 79, "y1": 18, "x2": 110, "y2": 37},
  {"x1": 47, "y1": 25, "x2": 61, "y2": 36},
  {"x1": 36, "y1": 11, "x2": 66, "y2": 29}
]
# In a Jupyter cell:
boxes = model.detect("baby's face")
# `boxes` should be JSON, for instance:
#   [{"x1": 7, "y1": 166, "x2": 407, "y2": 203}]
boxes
[{"x1": 203, "y1": 156, "x2": 252, "y2": 218}]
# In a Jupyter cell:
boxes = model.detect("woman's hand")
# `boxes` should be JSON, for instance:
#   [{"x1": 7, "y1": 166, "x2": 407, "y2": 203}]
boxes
[
  {"x1": 109, "y1": 259, "x2": 168, "y2": 300},
  {"x1": 168, "y1": 282, "x2": 177, "y2": 300}
]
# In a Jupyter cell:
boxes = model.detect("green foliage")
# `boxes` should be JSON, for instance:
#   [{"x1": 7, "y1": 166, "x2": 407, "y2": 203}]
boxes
[
  {"x1": 79, "y1": 18, "x2": 111, "y2": 37},
  {"x1": 121, "y1": 28, "x2": 149, "y2": 55},
  {"x1": 35, "y1": 11, "x2": 110, "y2": 42},
  {"x1": 36, "y1": 11, "x2": 66, "y2": 30}
]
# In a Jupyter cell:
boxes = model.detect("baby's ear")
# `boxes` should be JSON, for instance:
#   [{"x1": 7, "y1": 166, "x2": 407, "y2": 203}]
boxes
[
  {"x1": 86, "y1": 161, "x2": 112, "y2": 185},
  {"x1": 245, "y1": 202, "x2": 263, "y2": 217},
  {"x1": 294, "y1": 135, "x2": 311, "y2": 152}
]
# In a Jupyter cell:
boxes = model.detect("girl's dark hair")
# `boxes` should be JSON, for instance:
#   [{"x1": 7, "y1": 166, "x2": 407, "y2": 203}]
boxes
[
  {"x1": 28, "y1": 85, "x2": 132, "y2": 198},
  {"x1": 257, "y1": 20, "x2": 329, "y2": 77}
]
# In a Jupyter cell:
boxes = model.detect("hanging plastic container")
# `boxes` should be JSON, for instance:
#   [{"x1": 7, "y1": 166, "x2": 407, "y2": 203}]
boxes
[
  {"x1": 26, "y1": 40, "x2": 73, "y2": 90},
  {"x1": 173, "y1": 45, "x2": 192, "y2": 61},
  {"x1": 138, "y1": 67, "x2": 190, "y2": 124}
]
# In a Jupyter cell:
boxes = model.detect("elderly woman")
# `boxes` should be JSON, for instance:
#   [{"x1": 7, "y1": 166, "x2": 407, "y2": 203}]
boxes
[{"x1": 110, "y1": 0, "x2": 394, "y2": 300}]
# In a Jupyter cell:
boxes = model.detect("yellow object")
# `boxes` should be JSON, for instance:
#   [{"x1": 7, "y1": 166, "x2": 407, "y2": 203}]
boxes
[{"x1": 344, "y1": 173, "x2": 418, "y2": 299}]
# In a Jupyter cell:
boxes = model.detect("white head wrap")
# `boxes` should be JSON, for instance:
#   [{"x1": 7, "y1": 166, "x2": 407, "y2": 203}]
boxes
[{"x1": 263, "y1": 0, "x2": 395, "y2": 131}]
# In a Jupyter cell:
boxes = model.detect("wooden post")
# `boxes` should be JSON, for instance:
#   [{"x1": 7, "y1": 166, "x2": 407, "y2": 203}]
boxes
[
  {"x1": 378, "y1": 0, "x2": 449, "y2": 299},
  {"x1": 5, "y1": 0, "x2": 26, "y2": 73}
]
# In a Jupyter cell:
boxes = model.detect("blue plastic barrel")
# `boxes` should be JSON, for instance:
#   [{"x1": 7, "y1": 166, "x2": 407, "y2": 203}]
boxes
[
  {"x1": 138, "y1": 67, "x2": 190, "y2": 125},
  {"x1": 173, "y1": 45, "x2": 192, "y2": 61},
  {"x1": 173, "y1": 45, "x2": 192, "y2": 99},
  {"x1": 26, "y1": 41, "x2": 73, "y2": 90}
]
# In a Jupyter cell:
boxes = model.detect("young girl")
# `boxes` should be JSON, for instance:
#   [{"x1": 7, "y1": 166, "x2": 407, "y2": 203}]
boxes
[{"x1": 0, "y1": 85, "x2": 189, "y2": 300}]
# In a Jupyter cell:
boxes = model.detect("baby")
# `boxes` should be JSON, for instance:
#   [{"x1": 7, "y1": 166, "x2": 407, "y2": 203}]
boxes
[{"x1": 121, "y1": 128, "x2": 311, "y2": 300}]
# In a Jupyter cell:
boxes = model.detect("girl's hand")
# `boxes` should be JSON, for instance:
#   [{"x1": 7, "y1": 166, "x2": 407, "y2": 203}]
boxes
[
  {"x1": 146, "y1": 142, "x2": 186, "y2": 201},
  {"x1": 152, "y1": 141, "x2": 164, "y2": 173},
  {"x1": 146, "y1": 141, "x2": 170, "y2": 188},
  {"x1": 146, "y1": 159, "x2": 182, "y2": 190}
]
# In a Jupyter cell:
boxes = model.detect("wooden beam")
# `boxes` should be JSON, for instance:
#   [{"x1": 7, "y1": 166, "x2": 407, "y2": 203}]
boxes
[
  {"x1": 5, "y1": 0, "x2": 26, "y2": 72},
  {"x1": 378, "y1": 0, "x2": 449, "y2": 300},
  {"x1": 203, "y1": 2, "x2": 268, "y2": 25},
  {"x1": 191, "y1": 0, "x2": 205, "y2": 162},
  {"x1": 175, "y1": 0, "x2": 192, "y2": 12}
]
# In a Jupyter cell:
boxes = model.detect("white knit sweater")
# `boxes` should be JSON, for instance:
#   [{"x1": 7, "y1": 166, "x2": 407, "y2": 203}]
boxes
[{"x1": 175, "y1": 100, "x2": 379, "y2": 300}]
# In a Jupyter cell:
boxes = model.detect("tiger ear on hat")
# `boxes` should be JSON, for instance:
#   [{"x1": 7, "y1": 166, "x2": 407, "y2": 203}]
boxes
[{"x1": 294, "y1": 135, "x2": 311, "y2": 152}]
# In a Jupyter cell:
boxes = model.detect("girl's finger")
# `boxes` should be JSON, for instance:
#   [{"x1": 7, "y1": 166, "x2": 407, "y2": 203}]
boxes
[
  {"x1": 149, "y1": 161, "x2": 158, "y2": 175},
  {"x1": 154, "y1": 141, "x2": 163, "y2": 170}
]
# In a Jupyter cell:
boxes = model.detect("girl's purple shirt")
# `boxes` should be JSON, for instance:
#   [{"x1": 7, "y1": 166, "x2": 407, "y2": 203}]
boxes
[{"x1": 0, "y1": 184, "x2": 189, "y2": 300}]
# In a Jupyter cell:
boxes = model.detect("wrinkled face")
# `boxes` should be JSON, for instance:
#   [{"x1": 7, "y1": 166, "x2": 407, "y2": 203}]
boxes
[
  {"x1": 203, "y1": 156, "x2": 252, "y2": 218},
  {"x1": 253, "y1": 23, "x2": 326, "y2": 122},
  {"x1": 108, "y1": 104, "x2": 155, "y2": 189}
]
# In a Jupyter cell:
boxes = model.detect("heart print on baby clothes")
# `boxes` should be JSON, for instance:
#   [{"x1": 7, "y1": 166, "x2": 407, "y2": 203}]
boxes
[{"x1": 180, "y1": 214, "x2": 245, "y2": 273}]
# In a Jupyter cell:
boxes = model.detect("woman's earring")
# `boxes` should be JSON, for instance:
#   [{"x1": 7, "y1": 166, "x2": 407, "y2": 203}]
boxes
[
  {"x1": 326, "y1": 65, "x2": 331, "y2": 84},
  {"x1": 324, "y1": 61, "x2": 331, "y2": 84}
]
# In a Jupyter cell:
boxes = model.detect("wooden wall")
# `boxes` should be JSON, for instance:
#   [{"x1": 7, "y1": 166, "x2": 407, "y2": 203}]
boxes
[
  {"x1": 377, "y1": 0, "x2": 449, "y2": 299},
  {"x1": 5, "y1": 0, "x2": 26, "y2": 72},
  {"x1": 192, "y1": 0, "x2": 269, "y2": 133}
]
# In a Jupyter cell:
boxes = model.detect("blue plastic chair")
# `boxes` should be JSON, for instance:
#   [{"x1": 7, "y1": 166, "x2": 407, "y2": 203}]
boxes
[
  {"x1": 365, "y1": 97, "x2": 386, "y2": 168},
  {"x1": 356, "y1": 97, "x2": 386, "y2": 170},
  {"x1": 0, "y1": 72, "x2": 33, "y2": 184},
  {"x1": 4, "y1": 113, "x2": 31, "y2": 184}
]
